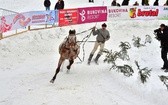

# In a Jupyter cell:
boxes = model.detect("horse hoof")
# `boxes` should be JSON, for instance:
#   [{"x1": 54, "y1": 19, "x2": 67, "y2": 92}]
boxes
[
  {"x1": 67, "y1": 66, "x2": 70, "y2": 70},
  {"x1": 50, "y1": 79, "x2": 54, "y2": 83}
]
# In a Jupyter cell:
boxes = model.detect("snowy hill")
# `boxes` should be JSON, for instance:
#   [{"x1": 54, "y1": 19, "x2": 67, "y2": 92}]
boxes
[{"x1": 1, "y1": 0, "x2": 168, "y2": 105}]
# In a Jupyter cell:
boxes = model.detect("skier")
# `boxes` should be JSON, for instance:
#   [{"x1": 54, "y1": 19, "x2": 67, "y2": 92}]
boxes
[
  {"x1": 153, "y1": 0, "x2": 159, "y2": 6},
  {"x1": 54, "y1": 0, "x2": 64, "y2": 10},
  {"x1": 44, "y1": 0, "x2": 51, "y2": 11},
  {"x1": 154, "y1": 24, "x2": 168, "y2": 72},
  {"x1": 88, "y1": 23, "x2": 110, "y2": 65}
]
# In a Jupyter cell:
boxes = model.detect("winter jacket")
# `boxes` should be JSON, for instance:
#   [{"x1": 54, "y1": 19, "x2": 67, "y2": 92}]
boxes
[
  {"x1": 142, "y1": 0, "x2": 149, "y2": 5},
  {"x1": 44, "y1": 0, "x2": 51, "y2": 7},
  {"x1": 122, "y1": 0, "x2": 129, "y2": 6},
  {"x1": 153, "y1": 0, "x2": 159, "y2": 6},
  {"x1": 54, "y1": 0, "x2": 64, "y2": 10},
  {"x1": 154, "y1": 26, "x2": 168, "y2": 48},
  {"x1": 133, "y1": 2, "x2": 139, "y2": 6},
  {"x1": 93, "y1": 29, "x2": 110, "y2": 43},
  {"x1": 111, "y1": 1, "x2": 117, "y2": 6}
]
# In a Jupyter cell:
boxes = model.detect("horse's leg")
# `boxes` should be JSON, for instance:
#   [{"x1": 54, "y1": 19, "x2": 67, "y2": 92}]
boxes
[
  {"x1": 67, "y1": 59, "x2": 74, "y2": 70},
  {"x1": 50, "y1": 57, "x2": 65, "y2": 83}
]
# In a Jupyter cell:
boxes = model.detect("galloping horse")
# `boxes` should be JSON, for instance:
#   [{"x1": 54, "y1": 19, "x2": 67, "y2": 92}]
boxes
[{"x1": 50, "y1": 30, "x2": 80, "y2": 83}]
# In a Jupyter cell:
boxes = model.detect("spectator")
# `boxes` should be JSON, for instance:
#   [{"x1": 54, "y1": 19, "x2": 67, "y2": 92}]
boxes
[
  {"x1": 122, "y1": 0, "x2": 130, "y2": 6},
  {"x1": 111, "y1": 0, "x2": 120, "y2": 6},
  {"x1": 44, "y1": 0, "x2": 51, "y2": 11},
  {"x1": 153, "y1": 0, "x2": 159, "y2": 6},
  {"x1": 142, "y1": 0, "x2": 149, "y2": 6},
  {"x1": 111, "y1": 0, "x2": 117, "y2": 6},
  {"x1": 117, "y1": 3, "x2": 121, "y2": 6},
  {"x1": 133, "y1": 1, "x2": 139, "y2": 6},
  {"x1": 154, "y1": 24, "x2": 168, "y2": 72},
  {"x1": 164, "y1": 0, "x2": 168, "y2": 6},
  {"x1": 89, "y1": 0, "x2": 94, "y2": 3},
  {"x1": 54, "y1": 0, "x2": 64, "y2": 10}
]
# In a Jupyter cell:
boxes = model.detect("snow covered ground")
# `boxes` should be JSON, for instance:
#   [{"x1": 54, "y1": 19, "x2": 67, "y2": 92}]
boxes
[{"x1": 1, "y1": 0, "x2": 168, "y2": 105}]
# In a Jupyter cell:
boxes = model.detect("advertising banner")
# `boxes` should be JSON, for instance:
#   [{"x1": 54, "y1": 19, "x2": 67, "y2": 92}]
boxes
[
  {"x1": 30, "y1": 10, "x2": 57, "y2": 25},
  {"x1": 128, "y1": 6, "x2": 160, "y2": 20},
  {"x1": 158, "y1": 6, "x2": 168, "y2": 20},
  {"x1": 59, "y1": 9, "x2": 78, "y2": 26},
  {"x1": 78, "y1": 6, "x2": 107, "y2": 24},
  {"x1": 0, "y1": 10, "x2": 57, "y2": 33},
  {"x1": 107, "y1": 6, "x2": 130, "y2": 21}
]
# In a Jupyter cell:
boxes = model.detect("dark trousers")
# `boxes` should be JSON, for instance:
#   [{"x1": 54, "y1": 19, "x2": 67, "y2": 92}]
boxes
[
  {"x1": 161, "y1": 47, "x2": 168, "y2": 68},
  {"x1": 89, "y1": 0, "x2": 94, "y2": 2}
]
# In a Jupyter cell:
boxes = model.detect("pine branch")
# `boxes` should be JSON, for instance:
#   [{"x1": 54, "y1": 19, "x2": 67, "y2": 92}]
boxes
[
  {"x1": 116, "y1": 64, "x2": 134, "y2": 77},
  {"x1": 135, "y1": 60, "x2": 140, "y2": 70},
  {"x1": 159, "y1": 75, "x2": 168, "y2": 90},
  {"x1": 138, "y1": 67, "x2": 152, "y2": 84},
  {"x1": 135, "y1": 61, "x2": 152, "y2": 84}
]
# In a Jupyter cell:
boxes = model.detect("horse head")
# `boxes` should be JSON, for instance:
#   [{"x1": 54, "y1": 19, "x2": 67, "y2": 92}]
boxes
[{"x1": 67, "y1": 29, "x2": 77, "y2": 47}]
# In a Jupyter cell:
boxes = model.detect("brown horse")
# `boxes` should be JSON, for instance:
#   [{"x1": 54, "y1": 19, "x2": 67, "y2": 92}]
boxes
[{"x1": 50, "y1": 30, "x2": 80, "y2": 83}]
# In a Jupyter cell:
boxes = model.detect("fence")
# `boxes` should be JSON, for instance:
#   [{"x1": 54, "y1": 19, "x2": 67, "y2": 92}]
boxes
[
  {"x1": 0, "y1": 6, "x2": 168, "y2": 40},
  {"x1": 0, "y1": 9, "x2": 58, "y2": 40}
]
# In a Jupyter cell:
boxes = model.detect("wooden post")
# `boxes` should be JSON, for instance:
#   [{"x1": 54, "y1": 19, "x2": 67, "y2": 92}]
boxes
[
  {"x1": 28, "y1": 26, "x2": 30, "y2": 30},
  {"x1": 16, "y1": 29, "x2": 17, "y2": 34},
  {"x1": 0, "y1": 33, "x2": 3, "y2": 40},
  {"x1": 45, "y1": 24, "x2": 47, "y2": 28}
]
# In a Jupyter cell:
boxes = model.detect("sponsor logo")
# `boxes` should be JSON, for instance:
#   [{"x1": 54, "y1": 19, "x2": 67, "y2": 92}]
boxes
[
  {"x1": 129, "y1": 8, "x2": 136, "y2": 18},
  {"x1": 137, "y1": 9, "x2": 159, "y2": 17},
  {"x1": 108, "y1": 9, "x2": 128, "y2": 13},
  {"x1": 79, "y1": 10, "x2": 86, "y2": 22},
  {"x1": 87, "y1": 9, "x2": 107, "y2": 15},
  {"x1": 46, "y1": 11, "x2": 55, "y2": 22},
  {"x1": 0, "y1": 16, "x2": 12, "y2": 33},
  {"x1": 13, "y1": 14, "x2": 31, "y2": 27},
  {"x1": 108, "y1": 8, "x2": 128, "y2": 18},
  {"x1": 129, "y1": 8, "x2": 159, "y2": 18}
]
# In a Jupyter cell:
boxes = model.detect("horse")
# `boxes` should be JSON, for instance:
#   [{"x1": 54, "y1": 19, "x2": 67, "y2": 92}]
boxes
[{"x1": 50, "y1": 29, "x2": 80, "y2": 83}]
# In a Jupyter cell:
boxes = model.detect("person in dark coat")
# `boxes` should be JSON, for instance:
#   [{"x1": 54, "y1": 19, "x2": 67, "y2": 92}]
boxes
[
  {"x1": 154, "y1": 24, "x2": 168, "y2": 72},
  {"x1": 122, "y1": 0, "x2": 129, "y2": 6},
  {"x1": 54, "y1": 0, "x2": 64, "y2": 10},
  {"x1": 153, "y1": 0, "x2": 159, "y2": 6},
  {"x1": 164, "y1": 0, "x2": 168, "y2": 6},
  {"x1": 111, "y1": 0, "x2": 120, "y2": 6},
  {"x1": 89, "y1": 0, "x2": 94, "y2": 3},
  {"x1": 111, "y1": 0, "x2": 117, "y2": 6},
  {"x1": 44, "y1": 0, "x2": 51, "y2": 11},
  {"x1": 133, "y1": 1, "x2": 139, "y2": 6},
  {"x1": 142, "y1": 0, "x2": 149, "y2": 5}
]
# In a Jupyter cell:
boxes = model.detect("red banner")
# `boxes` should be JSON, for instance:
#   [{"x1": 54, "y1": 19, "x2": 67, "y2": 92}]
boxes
[{"x1": 59, "y1": 9, "x2": 78, "y2": 26}]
